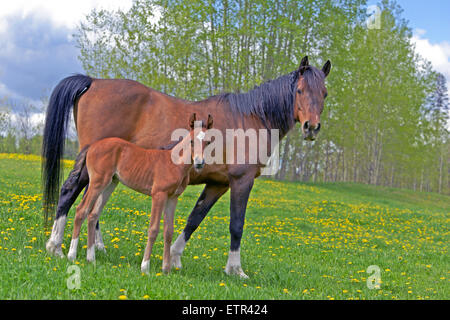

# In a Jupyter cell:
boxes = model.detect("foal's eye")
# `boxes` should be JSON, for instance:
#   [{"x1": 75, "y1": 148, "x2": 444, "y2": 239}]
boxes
[
  {"x1": 324, "y1": 92, "x2": 328, "y2": 98},
  {"x1": 297, "y1": 89, "x2": 302, "y2": 94}
]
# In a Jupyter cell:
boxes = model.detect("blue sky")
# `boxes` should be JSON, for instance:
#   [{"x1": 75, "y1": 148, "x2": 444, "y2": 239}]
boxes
[
  {"x1": 0, "y1": 0, "x2": 449, "y2": 110},
  {"x1": 369, "y1": 0, "x2": 450, "y2": 43}
]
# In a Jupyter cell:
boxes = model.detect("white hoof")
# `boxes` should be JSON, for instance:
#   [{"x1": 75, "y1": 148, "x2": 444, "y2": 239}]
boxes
[
  {"x1": 225, "y1": 265, "x2": 249, "y2": 279},
  {"x1": 46, "y1": 239, "x2": 57, "y2": 253},
  {"x1": 141, "y1": 260, "x2": 150, "y2": 274},
  {"x1": 47, "y1": 216, "x2": 67, "y2": 256},
  {"x1": 225, "y1": 249, "x2": 248, "y2": 279},
  {"x1": 54, "y1": 246, "x2": 64, "y2": 258},
  {"x1": 170, "y1": 254, "x2": 182, "y2": 270},
  {"x1": 46, "y1": 240, "x2": 65, "y2": 257},
  {"x1": 86, "y1": 246, "x2": 95, "y2": 263},
  {"x1": 95, "y1": 242, "x2": 106, "y2": 253},
  {"x1": 67, "y1": 238, "x2": 78, "y2": 262},
  {"x1": 67, "y1": 251, "x2": 76, "y2": 262},
  {"x1": 170, "y1": 232, "x2": 186, "y2": 270},
  {"x1": 95, "y1": 229, "x2": 106, "y2": 253}
]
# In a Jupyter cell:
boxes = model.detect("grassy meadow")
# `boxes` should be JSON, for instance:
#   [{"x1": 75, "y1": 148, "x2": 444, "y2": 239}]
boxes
[{"x1": 0, "y1": 153, "x2": 448, "y2": 300}]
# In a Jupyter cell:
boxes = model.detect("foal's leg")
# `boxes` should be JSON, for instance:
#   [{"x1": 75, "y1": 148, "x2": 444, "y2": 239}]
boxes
[
  {"x1": 86, "y1": 180, "x2": 117, "y2": 262},
  {"x1": 67, "y1": 185, "x2": 103, "y2": 262},
  {"x1": 85, "y1": 183, "x2": 108, "y2": 253},
  {"x1": 171, "y1": 183, "x2": 229, "y2": 269},
  {"x1": 162, "y1": 197, "x2": 178, "y2": 273},
  {"x1": 141, "y1": 192, "x2": 168, "y2": 274}
]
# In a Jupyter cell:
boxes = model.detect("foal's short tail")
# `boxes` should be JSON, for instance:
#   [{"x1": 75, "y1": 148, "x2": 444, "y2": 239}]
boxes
[{"x1": 41, "y1": 74, "x2": 92, "y2": 224}]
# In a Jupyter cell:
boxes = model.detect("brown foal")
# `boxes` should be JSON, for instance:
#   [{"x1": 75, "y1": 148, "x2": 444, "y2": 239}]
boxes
[{"x1": 67, "y1": 113, "x2": 213, "y2": 274}]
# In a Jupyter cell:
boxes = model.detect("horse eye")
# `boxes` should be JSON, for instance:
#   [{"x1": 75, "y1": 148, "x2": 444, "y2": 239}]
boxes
[
  {"x1": 324, "y1": 93, "x2": 328, "y2": 98},
  {"x1": 297, "y1": 89, "x2": 302, "y2": 94}
]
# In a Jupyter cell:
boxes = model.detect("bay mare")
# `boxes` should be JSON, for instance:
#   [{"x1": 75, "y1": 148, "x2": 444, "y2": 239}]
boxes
[{"x1": 43, "y1": 56, "x2": 331, "y2": 278}]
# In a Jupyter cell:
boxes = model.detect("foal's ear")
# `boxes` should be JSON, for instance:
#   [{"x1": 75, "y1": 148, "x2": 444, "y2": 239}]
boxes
[
  {"x1": 207, "y1": 114, "x2": 213, "y2": 129},
  {"x1": 322, "y1": 60, "x2": 331, "y2": 78},
  {"x1": 299, "y1": 56, "x2": 309, "y2": 75},
  {"x1": 189, "y1": 113, "x2": 196, "y2": 129}
]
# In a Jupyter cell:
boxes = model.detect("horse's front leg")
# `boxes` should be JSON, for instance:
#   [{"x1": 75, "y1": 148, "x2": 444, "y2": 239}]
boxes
[
  {"x1": 225, "y1": 172, "x2": 255, "y2": 279},
  {"x1": 141, "y1": 192, "x2": 168, "y2": 274},
  {"x1": 170, "y1": 183, "x2": 229, "y2": 270}
]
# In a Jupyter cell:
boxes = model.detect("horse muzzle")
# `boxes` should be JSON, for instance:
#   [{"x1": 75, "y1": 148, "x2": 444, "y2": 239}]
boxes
[
  {"x1": 194, "y1": 158, "x2": 205, "y2": 171},
  {"x1": 302, "y1": 121, "x2": 321, "y2": 141}
]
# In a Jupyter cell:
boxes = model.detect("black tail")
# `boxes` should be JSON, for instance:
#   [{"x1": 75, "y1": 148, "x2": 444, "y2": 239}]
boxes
[{"x1": 41, "y1": 74, "x2": 92, "y2": 224}]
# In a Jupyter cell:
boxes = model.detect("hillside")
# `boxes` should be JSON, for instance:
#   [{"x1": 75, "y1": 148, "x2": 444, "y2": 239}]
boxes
[{"x1": 0, "y1": 154, "x2": 448, "y2": 299}]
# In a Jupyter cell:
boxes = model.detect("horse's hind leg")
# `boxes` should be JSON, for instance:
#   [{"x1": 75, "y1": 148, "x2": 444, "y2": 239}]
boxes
[
  {"x1": 84, "y1": 184, "x2": 108, "y2": 253},
  {"x1": 46, "y1": 167, "x2": 88, "y2": 257},
  {"x1": 86, "y1": 179, "x2": 117, "y2": 262},
  {"x1": 95, "y1": 220, "x2": 106, "y2": 252},
  {"x1": 162, "y1": 197, "x2": 178, "y2": 273}
]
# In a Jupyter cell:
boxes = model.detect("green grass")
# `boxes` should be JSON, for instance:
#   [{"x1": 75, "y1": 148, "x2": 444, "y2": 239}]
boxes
[{"x1": 0, "y1": 154, "x2": 448, "y2": 300}]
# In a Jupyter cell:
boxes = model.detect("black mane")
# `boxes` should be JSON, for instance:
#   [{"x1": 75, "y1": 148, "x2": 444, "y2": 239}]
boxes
[{"x1": 216, "y1": 71, "x2": 299, "y2": 136}]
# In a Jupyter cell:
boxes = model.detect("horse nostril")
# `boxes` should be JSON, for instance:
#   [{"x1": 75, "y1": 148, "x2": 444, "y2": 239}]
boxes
[
  {"x1": 314, "y1": 123, "x2": 321, "y2": 133},
  {"x1": 303, "y1": 121, "x2": 310, "y2": 131}
]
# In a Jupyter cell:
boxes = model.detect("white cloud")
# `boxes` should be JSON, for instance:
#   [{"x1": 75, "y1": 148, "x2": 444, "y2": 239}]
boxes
[
  {"x1": 412, "y1": 29, "x2": 450, "y2": 128},
  {"x1": 412, "y1": 29, "x2": 450, "y2": 90},
  {"x1": 0, "y1": 0, "x2": 133, "y2": 30}
]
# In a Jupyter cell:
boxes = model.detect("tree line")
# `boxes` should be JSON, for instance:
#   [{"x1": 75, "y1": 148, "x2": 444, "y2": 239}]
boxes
[
  {"x1": 0, "y1": 100, "x2": 79, "y2": 159},
  {"x1": 1, "y1": 0, "x2": 448, "y2": 194}
]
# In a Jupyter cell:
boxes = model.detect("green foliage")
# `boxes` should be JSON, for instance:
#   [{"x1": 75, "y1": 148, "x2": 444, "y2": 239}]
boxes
[{"x1": 74, "y1": 0, "x2": 449, "y2": 194}]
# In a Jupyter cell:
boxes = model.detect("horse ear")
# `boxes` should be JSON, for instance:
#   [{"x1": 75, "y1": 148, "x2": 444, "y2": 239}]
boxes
[
  {"x1": 207, "y1": 114, "x2": 213, "y2": 129},
  {"x1": 299, "y1": 56, "x2": 309, "y2": 75},
  {"x1": 322, "y1": 60, "x2": 331, "y2": 77},
  {"x1": 189, "y1": 113, "x2": 196, "y2": 129}
]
